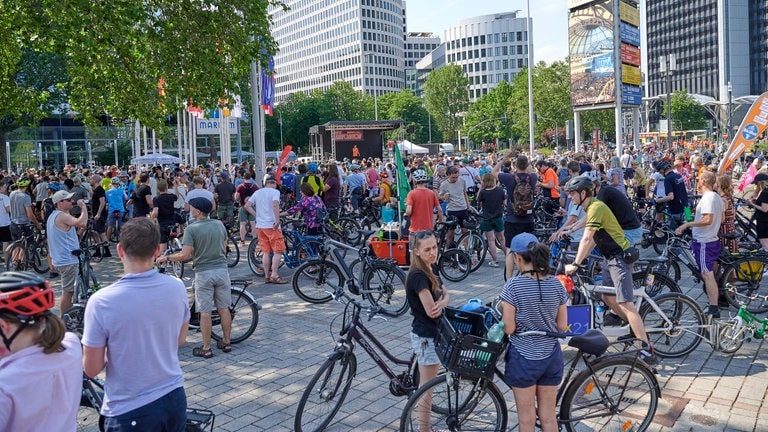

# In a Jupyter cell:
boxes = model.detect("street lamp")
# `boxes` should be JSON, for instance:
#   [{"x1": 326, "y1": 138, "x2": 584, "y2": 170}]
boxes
[
  {"x1": 525, "y1": 0, "x2": 535, "y2": 157},
  {"x1": 659, "y1": 54, "x2": 677, "y2": 148},
  {"x1": 727, "y1": 81, "x2": 733, "y2": 145}
]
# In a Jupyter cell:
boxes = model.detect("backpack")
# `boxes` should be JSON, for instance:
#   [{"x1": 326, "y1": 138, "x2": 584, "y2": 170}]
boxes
[
  {"x1": 511, "y1": 174, "x2": 534, "y2": 217},
  {"x1": 43, "y1": 198, "x2": 55, "y2": 223},
  {"x1": 239, "y1": 182, "x2": 258, "y2": 205},
  {"x1": 624, "y1": 167, "x2": 635, "y2": 180}
]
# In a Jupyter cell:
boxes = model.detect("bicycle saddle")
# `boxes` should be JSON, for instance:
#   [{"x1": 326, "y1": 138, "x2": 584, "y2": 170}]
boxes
[
  {"x1": 568, "y1": 329, "x2": 609, "y2": 356},
  {"x1": 71, "y1": 250, "x2": 83, "y2": 257},
  {"x1": 722, "y1": 232, "x2": 741, "y2": 240}
]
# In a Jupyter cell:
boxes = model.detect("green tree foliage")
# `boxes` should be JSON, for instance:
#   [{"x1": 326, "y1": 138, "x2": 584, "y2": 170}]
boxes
[
  {"x1": 316, "y1": 82, "x2": 368, "y2": 122},
  {"x1": 274, "y1": 92, "x2": 321, "y2": 155},
  {"x1": 423, "y1": 65, "x2": 469, "y2": 143},
  {"x1": 465, "y1": 81, "x2": 513, "y2": 146},
  {"x1": 384, "y1": 90, "x2": 439, "y2": 144},
  {"x1": 580, "y1": 109, "x2": 616, "y2": 143},
  {"x1": 665, "y1": 90, "x2": 708, "y2": 131}
]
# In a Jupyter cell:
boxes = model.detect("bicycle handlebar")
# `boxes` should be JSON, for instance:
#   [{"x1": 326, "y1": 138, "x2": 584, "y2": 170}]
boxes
[{"x1": 331, "y1": 287, "x2": 386, "y2": 321}]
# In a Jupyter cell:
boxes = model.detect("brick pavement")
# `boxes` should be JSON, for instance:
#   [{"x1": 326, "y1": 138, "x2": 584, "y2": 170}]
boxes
[{"x1": 64, "y1": 241, "x2": 768, "y2": 431}]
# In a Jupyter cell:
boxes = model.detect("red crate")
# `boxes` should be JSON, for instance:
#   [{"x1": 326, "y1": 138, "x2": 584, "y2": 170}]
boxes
[{"x1": 370, "y1": 240, "x2": 409, "y2": 266}]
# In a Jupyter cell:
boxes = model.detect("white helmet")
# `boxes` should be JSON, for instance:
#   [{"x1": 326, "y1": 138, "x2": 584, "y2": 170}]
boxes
[
  {"x1": 411, "y1": 169, "x2": 428, "y2": 183},
  {"x1": 584, "y1": 170, "x2": 601, "y2": 183}
]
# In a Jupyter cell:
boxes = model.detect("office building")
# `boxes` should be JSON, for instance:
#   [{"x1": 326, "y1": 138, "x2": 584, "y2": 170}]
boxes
[
  {"x1": 269, "y1": 0, "x2": 406, "y2": 103},
  {"x1": 404, "y1": 32, "x2": 441, "y2": 95},
  {"x1": 444, "y1": 12, "x2": 530, "y2": 101},
  {"x1": 410, "y1": 44, "x2": 446, "y2": 97}
]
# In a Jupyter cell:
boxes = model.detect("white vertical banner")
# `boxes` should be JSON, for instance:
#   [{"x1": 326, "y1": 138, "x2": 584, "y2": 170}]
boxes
[
  {"x1": 159, "y1": 139, "x2": 163, "y2": 155},
  {"x1": 177, "y1": 110, "x2": 184, "y2": 164},
  {"x1": 5, "y1": 142, "x2": 11, "y2": 173},
  {"x1": 62, "y1": 140, "x2": 68, "y2": 167},
  {"x1": 191, "y1": 111, "x2": 198, "y2": 167},
  {"x1": 151, "y1": 129, "x2": 157, "y2": 154},
  {"x1": 134, "y1": 120, "x2": 141, "y2": 160},
  {"x1": 142, "y1": 126, "x2": 148, "y2": 155}
]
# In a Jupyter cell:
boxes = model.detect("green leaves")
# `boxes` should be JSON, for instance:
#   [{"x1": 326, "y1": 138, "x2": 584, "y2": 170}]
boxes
[{"x1": 423, "y1": 64, "x2": 469, "y2": 143}]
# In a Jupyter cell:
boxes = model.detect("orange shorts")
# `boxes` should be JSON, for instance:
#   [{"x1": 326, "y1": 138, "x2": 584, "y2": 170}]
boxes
[{"x1": 257, "y1": 228, "x2": 286, "y2": 254}]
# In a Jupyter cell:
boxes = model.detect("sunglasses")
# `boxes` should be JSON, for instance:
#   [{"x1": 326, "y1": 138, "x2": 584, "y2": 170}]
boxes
[{"x1": 413, "y1": 230, "x2": 435, "y2": 239}]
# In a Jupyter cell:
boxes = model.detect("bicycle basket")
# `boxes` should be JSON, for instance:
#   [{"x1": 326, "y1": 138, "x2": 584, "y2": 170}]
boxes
[{"x1": 435, "y1": 307, "x2": 504, "y2": 380}]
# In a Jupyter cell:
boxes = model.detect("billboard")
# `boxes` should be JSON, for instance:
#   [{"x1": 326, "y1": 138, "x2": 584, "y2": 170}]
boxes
[{"x1": 569, "y1": 0, "x2": 616, "y2": 107}]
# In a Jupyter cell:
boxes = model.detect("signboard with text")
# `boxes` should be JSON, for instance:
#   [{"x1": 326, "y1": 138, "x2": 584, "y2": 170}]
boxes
[
  {"x1": 622, "y1": 85, "x2": 642, "y2": 105},
  {"x1": 196, "y1": 118, "x2": 238, "y2": 135},
  {"x1": 621, "y1": 64, "x2": 642, "y2": 86},
  {"x1": 621, "y1": 43, "x2": 641, "y2": 66},
  {"x1": 334, "y1": 130, "x2": 364, "y2": 141},
  {"x1": 569, "y1": 0, "x2": 616, "y2": 106},
  {"x1": 619, "y1": 1, "x2": 640, "y2": 26},
  {"x1": 620, "y1": 22, "x2": 640, "y2": 46}
]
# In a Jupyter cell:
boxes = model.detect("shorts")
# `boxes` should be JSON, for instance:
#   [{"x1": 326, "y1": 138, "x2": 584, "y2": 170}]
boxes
[
  {"x1": 503, "y1": 222, "x2": 535, "y2": 251},
  {"x1": 410, "y1": 332, "x2": 440, "y2": 366},
  {"x1": 480, "y1": 216, "x2": 503, "y2": 233},
  {"x1": 257, "y1": 227, "x2": 286, "y2": 254},
  {"x1": 601, "y1": 256, "x2": 634, "y2": 303},
  {"x1": 447, "y1": 209, "x2": 469, "y2": 228},
  {"x1": 107, "y1": 211, "x2": 125, "y2": 230},
  {"x1": 238, "y1": 206, "x2": 255, "y2": 222},
  {"x1": 0, "y1": 225, "x2": 11, "y2": 242},
  {"x1": 57, "y1": 264, "x2": 78, "y2": 294},
  {"x1": 217, "y1": 205, "x2": 234, "y2": 223},
  {"x1": 10, "y1": 223, "x2": 32, "y2": 242},
  {"x1": 93, "y1": 215, "x2": 107, "y2": 234},
  {"x1": 192, "y1": 268, "x2": 232, "y2": 313},
  {"x1": 692, "y1": 240, "x2": 722, "y2": 273},
  {"x1": 757, "y1": 222, "x2": 768, "y2": 239},
  {"x1": 503, "y1": 344, "x2": 563, "y2": 388},
  {"x1": 101, "y1": 386, "x2": 186, "y2": 432},
  {"x1": 624, "y1": 227, "x2": 643, "y2": 247},
  {"x1": 159, "y1": 224, "x2": 174, "y2": 244}
]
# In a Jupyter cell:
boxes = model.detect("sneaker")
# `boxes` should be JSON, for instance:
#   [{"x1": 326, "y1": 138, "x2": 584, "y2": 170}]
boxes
[
  {"x1": 639, "y1": 343, "x2": 658, "y2": 365},
  {"x1": 488, "y1": 260, "x2": 500, "y2": 268},
  {"x1": 705, "y1": 305, "x2": 721, "y2": 320},
  {"x1": 603, "y1": 312, "x2": 625, "y2": 327}
]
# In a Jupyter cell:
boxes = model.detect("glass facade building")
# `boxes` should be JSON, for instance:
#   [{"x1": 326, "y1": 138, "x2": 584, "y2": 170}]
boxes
[
  {"x1": 269, "y1": 0, "x2": 406, "y2": 103},
  {"x1": 443, "y1": 12, "x2": 530, "y2": 102}
]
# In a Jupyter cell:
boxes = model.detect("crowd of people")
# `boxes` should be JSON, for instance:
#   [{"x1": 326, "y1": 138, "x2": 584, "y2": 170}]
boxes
[{"x1": 1, "y1": 140, "x2": 766, "y2": 431}]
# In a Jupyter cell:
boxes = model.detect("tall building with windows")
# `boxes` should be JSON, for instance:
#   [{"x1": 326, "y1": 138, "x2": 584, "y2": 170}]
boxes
[
  {"x1": 444, "y1": 12, "x2": 530, "y2": 101},
  {"x1": 269, "y1": 0, "x2": 406, "y2": 103},
  {"x1": 404, "y1": 32, "x2": 440, "y2": 95}
]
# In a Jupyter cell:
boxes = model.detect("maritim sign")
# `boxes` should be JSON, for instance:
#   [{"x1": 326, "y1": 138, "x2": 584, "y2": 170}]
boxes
[{"x1": 196, "y1": 117, "x2": 239, "y2": 135}]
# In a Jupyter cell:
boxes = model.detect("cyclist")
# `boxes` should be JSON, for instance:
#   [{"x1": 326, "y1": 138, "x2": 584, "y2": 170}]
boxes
[
  {"x1": 280, "y1": 183, "x2": 326, "y2": 236},
  {"x1": 651, "y1": 160, "x2": 687, "y2": 230},
  {"x1": 404, "y1": 169, "x2": 443, "y2": 238},
  {"x1": 563, "y1": 176, "x2": 656, "y2": 364},
  {"x1": 9, "y1": 176, "x2": 43, "y2": 248},
  {"x1": 0, "y1": 271, "x2": 82, "y2": 431},
  {"x1": 47, "y1": 190, "x2": 88, "y2": 315}
]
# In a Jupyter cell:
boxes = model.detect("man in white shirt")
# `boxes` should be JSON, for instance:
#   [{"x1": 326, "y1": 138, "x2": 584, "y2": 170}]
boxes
[{"x1": 244, "y1": 177, "x2": 288, "y2": 284}]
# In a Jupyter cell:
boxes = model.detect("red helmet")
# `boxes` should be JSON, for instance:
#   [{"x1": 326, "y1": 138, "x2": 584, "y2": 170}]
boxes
[
  {"x1": 555, "y1": 274, "x2": 575, "y2": 294},
  {"x1": 0, "y1": 272, "x2": 55, "y2": 320}
]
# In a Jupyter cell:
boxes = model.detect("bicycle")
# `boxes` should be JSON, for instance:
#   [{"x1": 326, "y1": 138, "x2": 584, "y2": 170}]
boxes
[
  {"x1": 5, "y1": 226, "x2": 49, "y2": 273},
  {"x1": 292, "y1": 237, "x2": 409, "y2": 317},
  {"x1": 718, "y1": 288, "x2": 768, "y2": 353},
  {"x1": 399, "y1": 309, "x2": 660, "y2": 431},
  {"x1": 219, "y1": 219, "x2": 241, "y2": 267},
  {"x1": 247, "y1": 226, "x2": 324, "y2": 276},
  {"x1": 61, "y1": 245, "x2": 102, "y2": 337},
  {"x1": 187, "y1": 279, "x2": 261, "y2": 344},
  {"x1": 294, "y1": 288, "x2": 419, "y2": 432}
]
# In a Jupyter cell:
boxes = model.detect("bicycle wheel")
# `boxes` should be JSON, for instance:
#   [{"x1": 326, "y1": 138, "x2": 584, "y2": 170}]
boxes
[
  {"x1": 721, "y1": 259, "x2": 768, "y2": 314},
  {"x1": 32, "y1": 241, "x2": 50, "y2": 273},
  {"x1": 632, "y1": 271, "x2": 680, "y2": 298},
  {"x1": 399, "y1": 374, "x2": 507, "y2": 432},
  {"x1": 640, "y1": 293, "x2": 704, "y2": 357},
  {"x1": 210, "y1": 287, "x2": 259, "y2": 344},
  {"x1": 456, "y1": 231, "x2": 487, "y2": 273},
  {"x1": 5, "y1": 243, "x2": 29, "y2": 271},
  {"x1": 295, "y1": 352, "x2": 357, "y2": 432},
  {"x1": 560, "y1": 358, "x2": 658, "y2": 432},
  {"x1": 225, "y1": 235, "x2": 240, "y2": 267},
  {"x1": 718, "y1": 319, "x2": 746, "y2": 354},
  {"x1": 247, "y1": 245, "x2": 286, "y2": 276},
  {"x1": 337, "y1": 217, "x2": 363, "y2": 246},
  {"x1": 63, "y1": 305, "x2": 85, "y2": 338},
  {"x1": 78, "y1": 375, "x2": 104, "y2": 432},
  {"x1": 362, "y1": 260, "x2": 408, "y2": 317},
  {"x1": 437, "y1": 249, "x2": 471, "y2": 282},
  {"x1": 292, "y1": 259, "x2": 343, "y2": 304}
]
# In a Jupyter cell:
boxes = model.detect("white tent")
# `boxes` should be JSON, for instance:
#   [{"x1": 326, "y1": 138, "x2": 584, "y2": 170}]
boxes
[
  {"x1": 400, "y1": 140, "x2": 429, "y2": 154},
  {"x1": 131, "y1": 153, "x2": 181, "y2": 165}
]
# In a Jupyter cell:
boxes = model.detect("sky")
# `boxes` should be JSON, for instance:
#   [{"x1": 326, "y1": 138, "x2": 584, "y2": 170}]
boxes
[{"x1": 406, "y1": 0, "x2": 571, "y2": 65}]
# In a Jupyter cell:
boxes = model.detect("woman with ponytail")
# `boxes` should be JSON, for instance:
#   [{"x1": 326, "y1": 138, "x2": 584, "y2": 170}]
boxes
[
  {"x1": 0, "y1": 271, "x2": 82, "y2": 432},
  {"x1": 499, "y1": 233, "x2": 567, "y2": 432}
]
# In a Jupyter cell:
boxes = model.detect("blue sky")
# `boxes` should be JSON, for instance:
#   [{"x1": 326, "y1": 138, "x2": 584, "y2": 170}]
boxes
[{"x1": 406, "y1": 0, "x2": 570, "y2": 64}]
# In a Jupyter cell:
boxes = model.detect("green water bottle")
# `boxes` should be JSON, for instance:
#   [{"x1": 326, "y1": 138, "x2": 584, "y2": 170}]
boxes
[{"x1": 684, "y1": 206, "x2": 693, "y2": 222}]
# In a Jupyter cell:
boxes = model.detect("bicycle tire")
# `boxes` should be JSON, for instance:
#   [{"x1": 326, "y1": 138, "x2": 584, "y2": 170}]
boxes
[
  {"x1": 640, "y1": 293, "x2": 704, "y2": 357},
  {"x1": 210, "y1": 287, "x2": 259, "y2": 344},
  {"x1": 718, "y1": 318, "x2": 746, "y2": 354},
  {"x1": 362, "y1": 260, "x2": 408, "y2": 317},
  {"x1": 5, "y1": 243, "x2": 29, "y2": 271},
  {"x1": 295, "y1": 352, "x2": 357, "y2": 432},
  {"x1": 31, "y1": 240, "x2": 50, "y2": 273},
  {"x1": 456, "y1": 231, "x2": 487, "y2": 273},
  {"x1": 247, "y1": 244, "x2": 286, "y2": 276},
  {"x1": 560, "y1": 358, "x2": 658, "y2": 432},
  {"x1": 63, "y1": 305, "x2": 86, "y2": 338},
  {"x1": 225, "y1": 235, "x2": 240, "y2": 267},
  {"x1": 437, "y1": 249, "x2": 471, "y2": 282},
  {"x1": 337, "y1": 217, "x2": 363, "y2": 246},
  {"x1": 78, "y1": 375, "x2": 104, "y2": 432},
  {"x1": 721, "y1": 259, "x2": 768, "y2": 314},
  {"x1": 399, "y1": 373, "x2": 507, "y2": 432},
  {"x1": 292, "y1": 259, "x2": 343, "y2": 304},
  {"x1": 633, "y1": 271, "x2": 681, "y2": 297}
]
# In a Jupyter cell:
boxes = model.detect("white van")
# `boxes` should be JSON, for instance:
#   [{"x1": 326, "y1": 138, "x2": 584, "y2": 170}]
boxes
[{"x1": 438, "y1": 143, "x2": 454, "y2": 153}]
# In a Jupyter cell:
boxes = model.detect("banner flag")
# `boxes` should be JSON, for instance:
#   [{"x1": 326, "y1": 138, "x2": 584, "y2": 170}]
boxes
[
  {"x1": 260, "y1": 56, "x2": 275, "y2": 117},
  {"x1": 737, "y1": 162, "x2": 757, "y2": 192},
  {"x1": 718, "y1": 91, "x2": 768, "y2": 174},
  {"x1": 393, "y1": 142, "x2": 411, "y2": 210},
  {"x1": 275, "y1": 145, "x2": 293, "y2": 185}
]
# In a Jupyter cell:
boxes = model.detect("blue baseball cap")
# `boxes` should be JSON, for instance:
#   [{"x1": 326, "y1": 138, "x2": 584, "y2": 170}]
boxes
[{"x1": 509, "y1": 232, "x2": 539, "y2": 253}]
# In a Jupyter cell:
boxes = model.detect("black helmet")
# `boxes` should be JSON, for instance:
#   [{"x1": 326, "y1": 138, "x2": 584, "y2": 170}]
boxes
[
  {"x1": 564, "y1": 175, "x2": 594, "y2": 193},
  {"x1": 655, "y1": 160, "x2": 672, "y2": 173}
]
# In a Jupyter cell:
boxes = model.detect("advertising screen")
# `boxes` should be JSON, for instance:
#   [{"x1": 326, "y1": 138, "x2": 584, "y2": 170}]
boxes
[{"x1": 569, "y1": 0, "x2": 616, "y2": 107}]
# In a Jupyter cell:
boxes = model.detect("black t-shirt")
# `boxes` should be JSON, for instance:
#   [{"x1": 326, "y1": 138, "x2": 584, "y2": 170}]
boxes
[
  {"x1": 663, "y1": 171, "x2": 688, "y2": 214},
  {"x1": 755, "y1": 189, "x2": 768, "y2": 223},
  {"x1": 596, "y1": 185, "x2": 640, "y2": 230},
  {"x1": 91, "y1": 186, "x2": 105, "y2": 217},
  {"x1": 477, "y1": 186, "x2": 505, "y2": 219},
  {"x1": 132, "y1": 184, "x2": 152, "y2": 217},
  {"x1": 153, "y1": 193, "x2": 177, "y2": 227},
  {"x1": 498, "y1": 171, "x2": 536, "y2": 222},
  {"x1": 406, "y1": 266, "x2": 443, "y2": 338},
  {"x1": 214, "y1": 181, "x2": 236, "y2": 206}
]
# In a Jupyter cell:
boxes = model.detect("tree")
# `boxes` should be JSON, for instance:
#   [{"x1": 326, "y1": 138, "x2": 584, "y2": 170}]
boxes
[
  {"x1": 666, "y1": 90, "x2": 708, "y2": 131},
  {"x1": 275, "y1": 92, "x2": 322, "y2": 156},
  {"x1": 384, "y1": 90, "x2": 437, "y2": 143},
  {"x1": 316, "y1": 82, "x2": 368, "y2": 122},
  {"x1": 465, "y1": 81, "x2": 513, "y2": 147},
  {"x1": 423, "y1": 65, "x2": 469, "y2": 144}
]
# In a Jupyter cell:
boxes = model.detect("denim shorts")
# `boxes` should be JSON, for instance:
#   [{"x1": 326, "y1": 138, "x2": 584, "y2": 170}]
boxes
[
  {"x1": 624, "y1": 227, "x2": 643, "y2": 247},
  {"x1": 503, "y1": 344, "x2": 563, "y2": 388},
  {"x1": 410, "y1": 332, "x2": 440, "y2": 366}
]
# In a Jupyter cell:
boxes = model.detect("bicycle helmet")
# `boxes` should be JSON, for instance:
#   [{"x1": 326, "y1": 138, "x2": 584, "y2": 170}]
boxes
[
  {"x1": 307, "y1": 162, "x2": 319, "y2": 172},
  {"x1": 0, "y1": 272, "x2": 54, "y2": 350},
  {"x1": 15, "y1": 176, "x2": 31, "y2": 188},
  {"x1": 411, "y1": 169, "x2": 428, "y2": 183},
  {"x1": 111, "y1": 177, "x2": 122, "y2": 185},
  {"x1": 584, "y1": 170, "x2": 601, "y2": 183},
  {"x1": 47, "y1": 181, "x2": 62, "y2": 191},
  {"x1": 563, "y1": 175, "x2": 594, "y2": 193},
  {"x1": 380, "y1": 171, "x2": 389, "y2": 179},
  {"x1": 655, "y1": 160, "x2": 672, "y2": 173},
  {"x1": 555, "y1": 274, "x2": 575, "y2": 294}
]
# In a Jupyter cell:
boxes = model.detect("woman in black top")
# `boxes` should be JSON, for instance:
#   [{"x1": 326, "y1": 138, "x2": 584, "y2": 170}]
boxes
[
  {"x1": 476, "y1": 173, "x2": 506, "y2": 267},
  {"x1": 150, "y1": 179, "x2": 177, "y2": 253},
  {"x1": 748, "y1": 173, "x2": 768, "y2": 251},
  {"x1": 405, "y1": 231, "x2": 450, "y2": 432}
]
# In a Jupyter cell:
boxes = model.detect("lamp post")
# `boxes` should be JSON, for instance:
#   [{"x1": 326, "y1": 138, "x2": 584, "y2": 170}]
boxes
[
  {"x1": 727, "y1": 81, "x2": 733, "y2": 145},
  {"x1": 525, "y1": 0, "x2": 535, "y2": 157},
  {"x1": 660, "y1": 54, "x2": 676, "y2": 148},
  {"x1": 467, "y1": 115, "x2": 508, "y2": 150}
]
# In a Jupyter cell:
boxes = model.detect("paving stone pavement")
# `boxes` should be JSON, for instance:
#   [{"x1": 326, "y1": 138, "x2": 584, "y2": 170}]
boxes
[{"x1": 54, "y1": 241, "x2": 768, "y2": 431}]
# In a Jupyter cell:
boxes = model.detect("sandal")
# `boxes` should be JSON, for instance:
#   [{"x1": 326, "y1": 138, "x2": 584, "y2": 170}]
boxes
[
  {"x1": 192, "y1": 346, "x2": 214, "y2": 359},
  {"x1": 216, "y1": 340, "x2": 232, "y2": 353},
  {"x1": 271, "y1": 276, "x2": 289, "y2": 285},
  {"x1": 263, "y1": 277, "x2": 273, "y2": 284}
]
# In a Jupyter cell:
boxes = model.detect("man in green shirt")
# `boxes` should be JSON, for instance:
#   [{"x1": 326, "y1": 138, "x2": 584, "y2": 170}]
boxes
[{"x1": 156, "y1": 197, "x2": 231, "y2": 359}]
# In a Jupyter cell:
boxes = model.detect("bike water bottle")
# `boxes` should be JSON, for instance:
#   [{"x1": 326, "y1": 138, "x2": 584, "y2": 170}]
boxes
[
  {"x1": 486, "y1": 321, "x2": 505, "y2": 343},
  {"x1": 684, "y1": 206, "x2": 693, "y2": 222},
  {"x1": 594, "y1": 304, "x2": 604, "y2": 327},
  {"x1": 92, "y1": 282, "x2": 101, "y2": 291}
]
